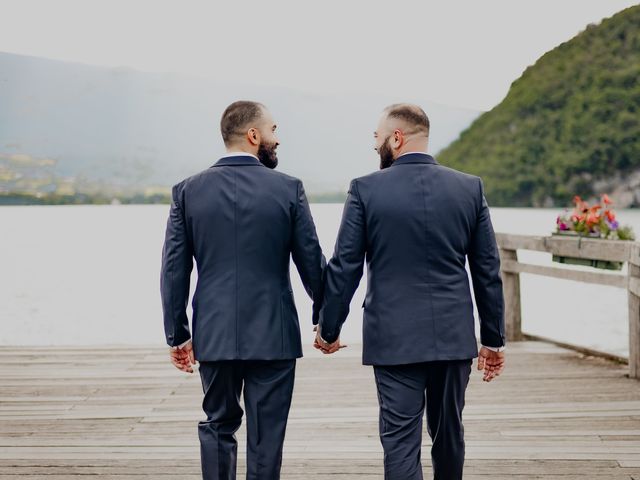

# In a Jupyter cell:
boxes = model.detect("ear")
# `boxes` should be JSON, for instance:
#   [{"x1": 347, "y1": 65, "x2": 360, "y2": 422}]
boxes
[
  {"x1": 392, "y1": 129, "x2": 403, "y2": 149},
  {"x1": 247, "y1": 128, "x2": 260, "y2": 146}
]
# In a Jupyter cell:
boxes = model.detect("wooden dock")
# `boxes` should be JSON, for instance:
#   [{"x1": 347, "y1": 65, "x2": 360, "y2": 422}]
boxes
[{"x1": 1, "y1": 341, "x2": 640, "y2": 479}]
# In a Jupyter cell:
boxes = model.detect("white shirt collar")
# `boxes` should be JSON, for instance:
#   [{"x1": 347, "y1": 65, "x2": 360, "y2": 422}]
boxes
[{"x1": 223, "y1": 151, "x2": 259, "y2": 161}]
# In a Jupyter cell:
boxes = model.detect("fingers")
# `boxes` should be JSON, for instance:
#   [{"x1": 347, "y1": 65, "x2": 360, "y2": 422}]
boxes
[
  {"x1": 483, "y1": 367, "x2": 496, "y2": 382},
  {"x1": 322, "y1": 341, "x2": 345, "y2": 354},
  {"x1": 321, "y1": 344, "x2": 338, "y2": 354},
  {"x1": 327, "y1": 343, "x2": 346, "y2": 353},
  {"x1": 317, "y1": 341, "x2": 334, "y2": 354},
  {"x1": 477, "y1": 355, "x2": 485, "y2": 371},
  {"x1": 169, "y1": 348, "x2": 195, "y2": 373},
  {"x1": 313, "y1": 335, "x2": 345, "y2": 355},
  {"x1": 313, "y1": 333, "x2": 325, "y2": 350},
  {"x1": 482, "y1": 358, "x2": 505, "y2": 382},
  {"x1": 476, "y1": 348, "x2": 505, "y2": 382},
  {"x1": 170, "y1": 356, "x2": 193, "y2": 373}
]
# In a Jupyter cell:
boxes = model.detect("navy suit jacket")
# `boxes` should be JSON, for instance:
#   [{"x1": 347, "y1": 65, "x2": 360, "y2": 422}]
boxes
[
  {"x1": 160, "y1": 154, "x2": 325, "y2": 361},
  {"x1": 319, "y1": 152, "x2": 505, "y2": 365}
]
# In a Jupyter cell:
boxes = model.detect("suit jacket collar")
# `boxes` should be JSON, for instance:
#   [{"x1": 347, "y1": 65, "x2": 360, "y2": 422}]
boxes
[
  {"x1": 390, "y1": 152, "x2": 438, "y2": 167},
  {"x1": 212, "y1": 154, "x2": 264, "y2": 167}
]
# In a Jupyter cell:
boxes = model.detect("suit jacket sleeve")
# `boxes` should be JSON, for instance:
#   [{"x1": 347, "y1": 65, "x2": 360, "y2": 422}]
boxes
[
  {"x1": 291, "y1": 180, "x2": 326, "y2": 325},
  {"x1": 468, "y1": 177, "x2": 506, "y2": 348},
  {"x1": 160, "y1": 183, "x2": 194, "y2": 347},
  {"x1": 318, "y1": 179, "x2": 366, "y2": 343}
]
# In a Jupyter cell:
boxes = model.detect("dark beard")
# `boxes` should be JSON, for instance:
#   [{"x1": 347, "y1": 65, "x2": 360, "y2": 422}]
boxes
[
  {"x1": 257, "y1": 141, "x2": 278, "y2": 169},
  {"x1": 378, "y1": 136, "x2": 394, "y2": 170}
]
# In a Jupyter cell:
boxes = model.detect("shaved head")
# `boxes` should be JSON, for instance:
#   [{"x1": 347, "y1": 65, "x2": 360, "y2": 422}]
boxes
[
  {"x1": 374, "y1": 103, "x2": 430, "y2": 169},
  {"x1": 220, "y1": 100, "x2": 266, "y2": 147},
  {"x1": 219, "y1": 100, "x2": 280, "y2": 169},
  {"x1": 382, "y1": 103, "x2": 430, "y2": 136}
]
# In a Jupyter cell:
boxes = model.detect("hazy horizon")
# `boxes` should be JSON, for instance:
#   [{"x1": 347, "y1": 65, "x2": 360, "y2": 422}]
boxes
[{"x1": 1, "y1": 0, "x2": 637, "y2": 111}]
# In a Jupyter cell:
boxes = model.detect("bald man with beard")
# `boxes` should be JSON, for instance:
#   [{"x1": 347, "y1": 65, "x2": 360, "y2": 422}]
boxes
[{"x1": 316, "y1": 104, "x2": 506, "y2": 479}]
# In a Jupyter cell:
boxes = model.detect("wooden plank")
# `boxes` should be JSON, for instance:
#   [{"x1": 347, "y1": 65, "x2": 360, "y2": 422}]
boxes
[
  {"x1": 499, "y1": 249, "x2": 522, "y2": 341},
  {"x1": 629, "y1": 243, "x2": 640, "y2": 267},
  {"x1": 544, "y1": 236, "x2": 631, "y2": 262},
  {"x1": 629, "y1": 263, "x2": 640, "y2": 379},
  {"x1": 500, "y1": 259, "x2": 628, "y2": 288},
  {"x1": 495, "y1": 233, "x2": 548, "y2": 253},
  {"x1": 495, "y1": 232, "x2": 631, "y2": 262},
  {"x1": 0, "y1": 343, "x2": 639, "y2": 478},
  {"x1": 629, "y1": 277, "x2": 640, "y2": 298},
  {"x1": 521, "y1": 333, "x2": 628, "y2": 365}
]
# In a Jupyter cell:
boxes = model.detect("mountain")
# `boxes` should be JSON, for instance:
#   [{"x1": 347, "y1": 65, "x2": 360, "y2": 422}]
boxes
[
  {"x1": 437, "y1": 5, "x2": 640, "y2": 208},
  {"x1": 0, "y1": 52, "x2": 480, "y2": 199}
]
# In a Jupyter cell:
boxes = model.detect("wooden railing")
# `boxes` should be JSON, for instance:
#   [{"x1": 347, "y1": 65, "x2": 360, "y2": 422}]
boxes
[{"x1": 496, "y1": 233, "x2": 640, "y2": 379}]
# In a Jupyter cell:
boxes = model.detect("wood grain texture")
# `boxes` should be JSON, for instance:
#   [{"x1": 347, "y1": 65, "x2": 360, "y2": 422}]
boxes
[
  {"x1": 500, "y1": 258, "x2": 627, "y2": 288},
  {"x1": 499, "y1": 248, "x2": 522, "y2": 341},
  {"x1": 1, "y1": 342, "x2": 640, "y2": 478},
  {"x1": 496, "y1": 233, "x2": 638, "y2": 379},
  {"x1": 629, "y1": 262, "x2": 640, "y2": 379},
  {"x1": 495, "y1": 233, "x2": 631, "y2": 262}
]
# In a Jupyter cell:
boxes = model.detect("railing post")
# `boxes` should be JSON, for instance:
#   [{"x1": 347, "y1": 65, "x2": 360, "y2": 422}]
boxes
[
  {"x1": 628, "y1": 244, "x2": 640, "y2": 379},
  {"x1": 500, "y1": 248, "x2": 523, "y2": 341}
]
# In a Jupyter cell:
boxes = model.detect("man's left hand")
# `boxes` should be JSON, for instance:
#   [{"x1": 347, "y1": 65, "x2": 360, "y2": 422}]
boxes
[{"x1": 313, "y1": 326, "x2": 345, "y2": 354}]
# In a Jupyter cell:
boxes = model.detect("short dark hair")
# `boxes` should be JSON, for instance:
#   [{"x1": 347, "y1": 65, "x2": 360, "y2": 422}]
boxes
[
  {"x1": 384, "y1": 103, "x2": 430, "y2": 135},
  {"x1": 220, "y1": 101, "x2": 265, "y2": 146}
]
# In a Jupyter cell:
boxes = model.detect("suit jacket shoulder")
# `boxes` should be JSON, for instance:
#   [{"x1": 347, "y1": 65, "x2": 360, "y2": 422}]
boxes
[
  {"x1": 173, "y1": 165, "x2": 304, "y2": 201},
  {"x1": 350, "y1": 162, "x2": 481, "y2": 208}
]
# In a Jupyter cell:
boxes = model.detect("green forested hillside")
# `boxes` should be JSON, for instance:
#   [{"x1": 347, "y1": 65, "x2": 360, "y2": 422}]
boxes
[{"x1": 437, "y1": 5, "x2": 640, "y2": 207}]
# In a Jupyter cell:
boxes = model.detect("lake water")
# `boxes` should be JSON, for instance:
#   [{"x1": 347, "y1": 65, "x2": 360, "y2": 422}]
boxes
[{"x1": 1, "y1": 204, "x2": 638, "y2": 358}]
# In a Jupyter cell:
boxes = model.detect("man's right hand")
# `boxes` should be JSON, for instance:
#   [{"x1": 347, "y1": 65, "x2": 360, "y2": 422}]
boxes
[
  {"x1": 313, "y1": 326, "x2": 346, "y2": 354},
  {"x1": 477, "y1": 346, "x2": 505, "y2": 382},
  {"x1": 170, "y1": 340, "x2": 197, "y2": 373}
]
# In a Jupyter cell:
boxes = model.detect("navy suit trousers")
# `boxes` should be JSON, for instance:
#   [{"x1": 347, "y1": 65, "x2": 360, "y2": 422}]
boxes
[
  {"x1": 373, "y1": 359, "x2": 472, "y2": 480},
  {"x1": 198, "y1": 359, "x2": 296, "y2": 480}
]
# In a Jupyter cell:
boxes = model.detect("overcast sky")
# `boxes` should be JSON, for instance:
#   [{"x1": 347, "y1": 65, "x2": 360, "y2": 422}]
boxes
[{"x1": 1, "y1": 0, "x2": 638, "y2": 111}]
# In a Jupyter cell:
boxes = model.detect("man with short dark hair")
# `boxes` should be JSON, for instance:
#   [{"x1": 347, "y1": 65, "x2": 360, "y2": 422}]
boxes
[
  {"x1": 316, "y1": 103, "x2": 506, "y2": 479},
  {"x1": 161, "y1": 100, "x2": 325, "y2": 479}
]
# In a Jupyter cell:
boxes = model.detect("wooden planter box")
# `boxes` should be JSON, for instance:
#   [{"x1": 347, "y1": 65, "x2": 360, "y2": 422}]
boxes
[{"x1": 551, "y1": 231, "x2": 623, "y2": 270}]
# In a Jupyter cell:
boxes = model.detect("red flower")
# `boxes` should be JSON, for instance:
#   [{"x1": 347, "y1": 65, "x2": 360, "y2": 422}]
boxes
[
  {"x1": 605, "y1": 210, "x2": 616, "y2": 222},
  {"x1": 602, "y1": 194, "x2": 612, "y2": 205}
]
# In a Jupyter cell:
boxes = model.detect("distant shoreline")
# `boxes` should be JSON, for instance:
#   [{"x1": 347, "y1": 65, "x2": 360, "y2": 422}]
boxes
[
  {"x1": 3, "y1": 192, "x2": 639, "y2": 209},
  {"x1": 0, "y1": 191, "x2": 349, "y2": 206}
]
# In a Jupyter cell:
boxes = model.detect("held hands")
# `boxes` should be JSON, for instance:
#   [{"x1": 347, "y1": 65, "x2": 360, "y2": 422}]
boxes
[
  {"x1": 170, "y1": 340, "x2": 197, "y2": 373},
  {"x1": 313, "y1": 326, "x2": 347, "y2": 354},
  {"x1": 477, "y1": 346, "x2": 505, "y2": 382}
]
